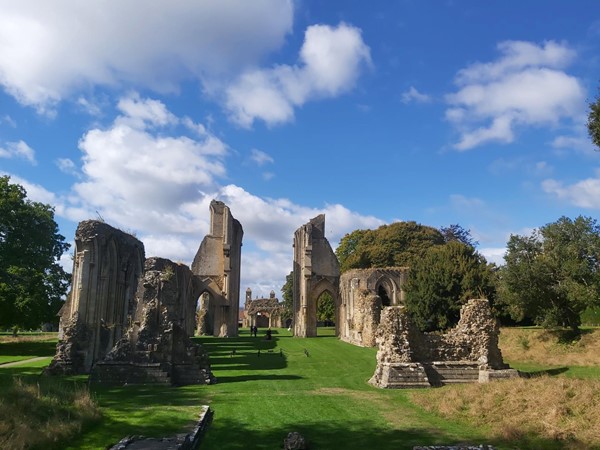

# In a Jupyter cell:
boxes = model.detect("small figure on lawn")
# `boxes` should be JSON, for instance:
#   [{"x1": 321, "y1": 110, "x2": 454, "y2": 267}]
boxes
[{"x1": 266, "y1": 328, "x2": 272, "y2": 340}]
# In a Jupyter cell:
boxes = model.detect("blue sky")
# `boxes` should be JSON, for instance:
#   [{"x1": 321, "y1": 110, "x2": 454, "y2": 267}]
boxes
[{"x1": 1, "y1": 1, "x2": 600, "y2": 299}]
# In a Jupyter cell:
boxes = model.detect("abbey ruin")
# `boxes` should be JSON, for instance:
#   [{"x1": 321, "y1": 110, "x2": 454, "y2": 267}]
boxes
[
  {"x1": 46, "y1": 200, "x2": 242, "y2": 385},
  {"x1": 46, "y1": 204, "x2": 514, "y2": 387}
]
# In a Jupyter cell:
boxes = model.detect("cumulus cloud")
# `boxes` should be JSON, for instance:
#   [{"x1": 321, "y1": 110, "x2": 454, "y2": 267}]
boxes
[
  {"x1": 0, "y1": 140, "x2": 36, "y2": 164},
  {"x1": 225, "y1": 23, "x2": 372, "y2": 127},
  {"x1": 401, "y1": 86, "x2": 431, "y2": 104},
  {"x1": 446, "y1": 40, "x2": 585, "y2": 150},
  {"x1": 0, "y1": 1, "x2": 293, "y2": 110},
  {"x1": 23, "y1": 93, "x2": 385, "y2": 296},
  {"x1": 71, "y1": 93, "x2": 228, "y2": 234},
  {"x1": 542, "y1": 170, "x2": 600, "y2": 209}
]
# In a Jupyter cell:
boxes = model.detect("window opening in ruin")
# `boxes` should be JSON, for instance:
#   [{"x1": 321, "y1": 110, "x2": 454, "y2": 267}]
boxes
[
  {"x1": 196, "y1": 292, "x2": 212, "y2": 336},
  {"x1": 316, "y1": 291, "x2": 335, "y2": 327},
  {"x1": 378, "y1": 285, "x2": 391, "y2": 307}
]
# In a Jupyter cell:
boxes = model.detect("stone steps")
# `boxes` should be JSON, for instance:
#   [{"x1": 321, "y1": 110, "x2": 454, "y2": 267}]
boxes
[{"x1": 90, "y1": 361, "x2": 171, "y2": 385}]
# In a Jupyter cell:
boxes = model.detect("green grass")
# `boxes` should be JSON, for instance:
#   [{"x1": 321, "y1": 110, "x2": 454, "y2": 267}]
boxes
[
  {"x1": 507, "y1": 360, "x2": 600, "y2": 379},
  {"x1": 3, "y1": 327, "x2": 599, "y2": 449}
]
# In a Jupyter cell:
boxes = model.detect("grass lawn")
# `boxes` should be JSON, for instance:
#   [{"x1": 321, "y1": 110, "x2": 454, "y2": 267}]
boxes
[{"x1": 2, "y1": 327, "x2": 600, "y2": 449}]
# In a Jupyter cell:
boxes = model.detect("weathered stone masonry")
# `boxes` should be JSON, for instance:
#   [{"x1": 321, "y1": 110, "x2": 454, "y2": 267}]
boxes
[
  {"x1": 47, "y1": 200, "x2": 241, "y2": 384},
  {"x1": 369, "y1": 299, "x2": 518, "y2": 388},
  {"x1": 292, "y1": 215, "x2": 340, "y2": 337}
]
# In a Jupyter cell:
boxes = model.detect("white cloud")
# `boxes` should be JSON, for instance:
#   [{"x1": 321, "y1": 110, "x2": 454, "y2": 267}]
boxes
[
  {"x1": 0, "y1": 1, "x2": 293, "y2": 110},
  {"x1": 401, "y1": 86, "x2": 431, "y2": 104},
  {"x1": 479, "y1": 247, "x2": 506, "y2": 266},
  {"x1": 0, "y1": 140, "x2": 36, "y2": 164},
  {"x1": 446, "y1": 40, "x2": 585, "y2": 150},
  {"x1": 542, "y1": 170, "x2": 600, "y2": 209},
  {"x1": 225, "y1": 23, "x2": 371, "y2": 127},
  {"x1": 56, "y1": 158, "x2": 79, "y2": 177},
  {"x1": 72, "y1": 94, "x2": 228, "y2": 234},
  {"x1": 250, "y1": 149, "x2": 274, "y2": 166},
  {"x1": 449, "y1": 194, "x2": 485, "y2": 210}
]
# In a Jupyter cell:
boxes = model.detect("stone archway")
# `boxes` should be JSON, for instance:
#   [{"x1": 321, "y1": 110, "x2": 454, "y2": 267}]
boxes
[{"x1": 292, "y1": 215, "x2": 340, "y2": 337}]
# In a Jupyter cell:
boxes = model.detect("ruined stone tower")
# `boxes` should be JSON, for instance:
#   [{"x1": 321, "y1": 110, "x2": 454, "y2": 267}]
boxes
[
  {"x1": 192, "y1": 200, "x2": 243, "y2": 337},
  {"x1": 292, "y1": 214, "x2": 340, "y2": 337}
]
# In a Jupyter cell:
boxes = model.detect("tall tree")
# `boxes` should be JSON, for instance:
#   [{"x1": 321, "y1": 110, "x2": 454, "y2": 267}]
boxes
[
  {"x1": 588, "y1": 89, "x2": 600, "y2": 150},
  {"x1": 498, "y1": 216, "x2": 600, "y2": 331},
  {"x1": 0, "y1": 176, "x2": 71, "y2": 329},
  {"x1": 336, "y1": 221, "x2": 444, "y2": 272},
  {"x1": 404, "y1": 241, "x2": 495, "y2": 331}
]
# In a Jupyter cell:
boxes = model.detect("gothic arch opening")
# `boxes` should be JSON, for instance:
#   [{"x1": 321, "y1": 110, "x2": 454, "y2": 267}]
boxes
[{"x1": 316, "y1": 291, "x2": 335, "y2": 328}]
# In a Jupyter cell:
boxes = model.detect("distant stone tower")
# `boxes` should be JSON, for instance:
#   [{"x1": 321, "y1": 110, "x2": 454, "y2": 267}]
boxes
[
  {"x1": 192, "y1": 200, "x2": 243, "y2": 337},
  {"x1": 292, "y1": 215, "x2": 340, "y2": 337}
]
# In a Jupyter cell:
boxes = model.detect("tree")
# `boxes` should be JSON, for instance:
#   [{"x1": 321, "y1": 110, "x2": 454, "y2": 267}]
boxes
[
  {"x1": 336, "y1": 221, "x2": 445, "y2": 272},
  {"x1": 588, "y1": 89, "x2": 600, "y2": 150},
  {"x1": 498, "y1": 216, "x2": 600, "y2": 331},
  {"x1": 440, "y1": 224, "x2": 479, "y2": 248},
  {"x1": 280, "y1": 271, "x2": 294, "y2": 322},
  {"x1": 404, "y1": 241, "x2": 496, "y2": 331},
  {"x1": 316, "y1": 292, "x2": 335, "y2": 324},
  {"x1": 0, "y1": 176, "x2": 71, "y2": 329}
]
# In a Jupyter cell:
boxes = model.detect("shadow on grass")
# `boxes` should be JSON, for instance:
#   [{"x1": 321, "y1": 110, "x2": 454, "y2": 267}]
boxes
[
  {"x1": 198, "y1": 335, "x2": 287, "y2": 375},
  {"x1": 201, "y1": 418, "x2": 574, "y2": 450},
  {"x1": 520, "y1": 366, "x2": 570, "y2": 377},
  {"x1": 0, "y1": 339, "x2": 57, "y2": 356}
]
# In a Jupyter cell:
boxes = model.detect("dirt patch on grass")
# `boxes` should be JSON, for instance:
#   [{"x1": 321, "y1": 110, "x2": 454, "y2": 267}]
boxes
[{"x1": 409, "y1": 377, "x2": 600, "y2": 449}]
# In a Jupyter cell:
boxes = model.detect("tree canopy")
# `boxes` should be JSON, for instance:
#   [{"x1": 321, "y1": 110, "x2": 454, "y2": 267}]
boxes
[
  {"x1": 0, "y1": 176, "x2": 71, "y2": 329},
  {"x1": 335, "y1": 221, "x2": 445, "y2": 272},
  {"x1": 404, "y1": 241, "x2": 495, "y2": 331},
  {"x1": 498, "y1": 216, "x2": 600, "y2": 331},
  {"x1": 588, "y1": 89, "x2": 600, "y2": 150}
]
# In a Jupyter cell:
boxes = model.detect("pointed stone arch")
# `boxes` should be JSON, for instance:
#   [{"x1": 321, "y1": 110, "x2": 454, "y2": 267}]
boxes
[{"x1": 292, "y1": 215, "x2": 340, "y2": 337}]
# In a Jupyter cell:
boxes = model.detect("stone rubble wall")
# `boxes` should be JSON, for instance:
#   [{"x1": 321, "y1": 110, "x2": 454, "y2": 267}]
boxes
[
  {"x1": 370, "y1": 299, "x2": 517, "y2": 388},
  {"x1": 91, "y1": 257, "x2": 215, "y2": 385},
  {"x1": 339, "y1": 267, "x2": 408, "y2": 347}
]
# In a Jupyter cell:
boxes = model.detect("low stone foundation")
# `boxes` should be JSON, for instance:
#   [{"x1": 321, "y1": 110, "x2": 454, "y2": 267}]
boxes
[
  {"x1": 370, "y1": 299, "x2": 520, "y2": 388},
  {"x1": 109, "y1": 406, "x2": 212, "y2": 450}
]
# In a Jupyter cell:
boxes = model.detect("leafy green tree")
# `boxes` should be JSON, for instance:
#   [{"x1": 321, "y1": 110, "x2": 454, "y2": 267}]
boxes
[
  {"x1": 0, "y1": 176, "x2": 70, "y2": 329},
  {"x1": 498, "y1": 216, "x2": 600, "y2": 331},
  {"x1": 316, "y1": 292, "x2": 335, "y2": 324},
  {"x1": 404, "y1": 241, "x2": 495, "y2": 331},
  {"x1": 280, "y1": 271, "x2": 294, "y2": 322},
  {"x1": 588, "y1": 89, "x2": 600, "y2": 150},
  {"x1": 336, "y1": 221, "x2": 444, "y2": 272}
]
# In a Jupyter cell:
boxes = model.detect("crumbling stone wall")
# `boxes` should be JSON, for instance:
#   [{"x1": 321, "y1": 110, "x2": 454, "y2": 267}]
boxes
[
  {"x1": 339, "y1": 268, "x2": 408, "y2": 347},
  {"x1": 91, "y1": 257, "x2": 214, "y2": 385},
  {"x1": 370, "y1": 299, "x2": 516, "y2": 388},
  {"x1": 292, "y1": 215, "x2": 340, "y2": 337},
  {"x1": 192, "y1": 200, "x2": 243, "y2": 337},
  {"x1": 46, "y1": 220, "x2": 144, "y2": 374}
]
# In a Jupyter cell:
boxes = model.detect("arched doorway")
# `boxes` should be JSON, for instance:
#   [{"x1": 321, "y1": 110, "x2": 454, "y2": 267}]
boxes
[{"x1": 316, "y1": 291, "x2": 335, "y2": 328}]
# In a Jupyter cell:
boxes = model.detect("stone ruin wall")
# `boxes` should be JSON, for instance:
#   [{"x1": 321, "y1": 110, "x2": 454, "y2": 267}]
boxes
[
  {"x1": 46, "y1": 220, "x2": 145, "y2": 374},
  {"x1": 369, "y1": 299, "x2": 518, "y2": 388},
  {"x1": 244, "y1": 288, "x2": 284, "y2": 328},
  {"x1": 192, "y1": 200, "x2": 243, "y2": 337},
  {"x1": 91, "y1": 257, "x2": 214, "y2": 385},
  {"x1": 46, "y1": 199, "x2": 241, "y2": 384},
  {"x1": 292, "y1": 215, "x2": 340, "y2": 337},
  {"x1": 338, "y1": 268, "x2": 408, "y2": 347}
]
